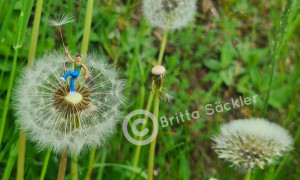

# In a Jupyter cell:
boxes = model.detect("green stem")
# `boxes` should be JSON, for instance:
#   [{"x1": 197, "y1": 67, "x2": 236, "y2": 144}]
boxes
[
  {"x1": 17, "y1": 130, "x2": 26, "y2": 180},
  {"x1": 80, "y1": 1, "x2": 95, "y2": 179},
  {"x1": 146, "y1": 29, "x2": 169, "y2": 180},
  {"x1": 39, "y1": 148, "x2": 52, "y2": 180},
  {"x1": 28, "y1": 0, "x2": 43, "y2": 67},
  {"x1": 130, "y1": 90, "x2": 155, "y2": 180},
  {"x1": 147, "y1": 89, "x2": 160, "y2": 180},
  {"x1": 0, "y1": 49, "x2": 18, "y2": 147},
  {"x1": 96, "y1": 149, "x2": 107, "y2": 180},
  {"x1": 16, "y1": 1, "x2": 43, "y2": 179},
  {"x1": 71, "y1": 154, "x2": 78, "y2": 180},
  {"x1": 157, "y1": 30, "x2": 168, "y2": 65},
  {"x1": 85, "y1": 148, "x2": 96, "y2": 180},
  {"x1": 2, "y1": 143, "x2": 18, "y2": 180},
  {"x1": 131, "y1": 29, "x2": 169, "y2": 180},
  {"x1": 262, "y1": 0, "x2": 291, "y2": 117},
  {"x1": 244, "y1": 171, "x2": 251, "y2": 180},
  {"x1": 80, "y1": 0, "x2": 94, "y2": 61}
]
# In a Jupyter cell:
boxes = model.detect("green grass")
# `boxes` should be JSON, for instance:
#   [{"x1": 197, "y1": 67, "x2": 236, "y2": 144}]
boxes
[{"x1": 0, "y1": 0, "x2": 300, "y2": 179}]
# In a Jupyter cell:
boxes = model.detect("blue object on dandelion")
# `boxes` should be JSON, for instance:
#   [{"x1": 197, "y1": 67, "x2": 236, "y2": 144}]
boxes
[{"x1": 63, "y1": 70, "x2": 80, "y2": 93}]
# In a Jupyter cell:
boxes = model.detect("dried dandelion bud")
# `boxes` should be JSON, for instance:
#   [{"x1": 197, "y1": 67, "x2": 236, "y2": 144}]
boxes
[
  {"x1": 143, "y1": 0, "x2": 197, "y2": 30},
  {"x1": 13, "y1": 53, "x2": 125, "y2": 154},
  {"x1": 212, "y1": 118, "x2": 292, "y2": 171},
  {"x1": 151, "y1": 65, "x2": 166, "y2": 76}
]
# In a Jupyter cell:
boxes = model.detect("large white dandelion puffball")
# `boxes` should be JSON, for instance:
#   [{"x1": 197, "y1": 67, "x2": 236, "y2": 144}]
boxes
[
  {"x1": 13, "y1": 52, "x2": 125, "y2": 154},
  {"x1": 212, "y1": 118, "x2": 293, "y2": 171},
  {"x1": 143, "y1": 0, "x2": 197, "y2": 30}
]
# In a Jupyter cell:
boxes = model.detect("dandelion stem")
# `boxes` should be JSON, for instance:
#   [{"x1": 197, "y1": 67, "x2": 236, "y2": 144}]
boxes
[
  {"x1": 157, "y1": 30, "x2": 169, "y2": 65},
  {"x1": 244, "y1": 171, "x2": 251, "y2": 180},
  {"x1": 57, "y1": 148, "x2": 69, "y2": 180},
  {"x1": 81, "y1": 0, "x2": 94, "y2": 61},
  {"x1": 80, "y1": 1, "x2": 96, "y2": 179},
  {"x1": 39, "y1": 148, "x2": 52, "y2": 180},
  {"x1": 131, "y1": 29, "x2": 168, "y2": 179},
  {"x1": 17, "y1": 130, "x2": 26, "y2": 180},
  {"x1": 147, "y1": 89, "x2": 160, "y2": 180},
  {"x1": 146, "y1": 28, "x2": 169, "y2": 180},
  {"x1": 130, "y1": 89, "x2": 155, "y2": 180},
  {"x1": 85, "y1": 148, "x2": 96, "y2": 180},
  {"x1": 71, "y1": 154, "x2": 78, "y2": 180},
  {"x1": 17, "y1": 1, "x2": 43, "y2": 179},
  {"x1": 28, "y1": 0, "x2": 43, "y2": 67}
]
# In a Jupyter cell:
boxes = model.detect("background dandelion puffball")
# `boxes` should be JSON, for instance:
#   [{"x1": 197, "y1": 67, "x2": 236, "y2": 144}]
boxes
[
  {"x1": 14, "y1": 53, "x2": 125, "y2": 154},
  {"x1": 212, "y1": 118, "x2": 293, "y2": 171},
  {"x1": 143, "y1": 0, "x2": 197, "y2": 30}
]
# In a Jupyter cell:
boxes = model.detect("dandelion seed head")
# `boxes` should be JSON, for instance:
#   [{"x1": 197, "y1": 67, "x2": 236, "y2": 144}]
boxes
[
  {"x1": 13, "y1": 52, "x2": 125, "y2": 155},
  {"x1": 212, "y1": 118, "x2": 293, "y2": 171},
  {"x1": 143, "y1": 0, "x2": 197, "y2": 30},
  {"x1": 47, "y1": 14, "x2": 74, "y2": 27}
]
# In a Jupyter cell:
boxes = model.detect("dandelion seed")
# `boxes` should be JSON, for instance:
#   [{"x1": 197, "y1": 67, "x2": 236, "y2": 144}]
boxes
[
  {"x1": 212, "y1": 118, "x2": 293, "y2": 171},
  {"x1": 163, "y1": 92, "x2": 173, "y2": 103},
  {"x1": 47, "y1": 14, "x2": 74, "y2": 27},
  {"x1": 13, "y1": 52, "x2": 125, "y2": 154},
  {"x1": 143, "y1": 0, "x2": 197, "y2": 30}
]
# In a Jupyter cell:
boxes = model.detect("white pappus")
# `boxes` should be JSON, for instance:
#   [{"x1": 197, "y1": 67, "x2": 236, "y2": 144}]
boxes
[{"x1": 13, "y1": 52, "x2": 126, "y2": 155}]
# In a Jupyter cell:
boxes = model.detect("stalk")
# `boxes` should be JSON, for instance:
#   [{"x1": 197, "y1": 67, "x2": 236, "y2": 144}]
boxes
[
  {"x1": 39, "y1": 148, "x2": 52, "y2": 180},
  {"x1": 80, "y1": 1, "x2": 95, "y2": 179},
  {"x1": 1, "y1": 46, "x2": 19, "y2": 178},
  {"x1": 0, "y1": 0, "x2": 34, "y2": 148},
  {"x1": 262, "y1": 0, "x2": 291, "y2": 117},
  {"x1": 96, "y1": 149, "x2": 107, "y2": 180},
  {"x1": 147, "y1": 89, "x2": 160, "y2": 180},
  {"x1": 157, "y1": 30, "x2": 169, "y2": 65},
  {"x1": 71, "y1": 154, "x2": 78, "y2": 180},
  {"x1": 244, "y1": 171, "x2": 251, "y2": 180},
  {"x1": 146, "y1": 28, "x2": 168, "y2": 180},
  {"x1": 85, "y1": 148, "x2": 96, "y2": 180},
  {"x1": 27, "y1": 0, "x2": 43, "y2": 66},
  {"x1": 17, "y1": 130, "x2": 26, "y2": 180},
  {"x1": 16, "y1": 1, "x2": 43, "y2": 179},
  {"x1": 57, "y1": 149, "x2": 69, "y2": 180},
  {"x1": 131, "y1": 28, "x2": 168, "y2": 179},
  {"x1": 80, "y1": 0, "x2": 94, "y2": 62},
  {"x1": 130, "y1": 90, "x2": 155, "y2": 180}
]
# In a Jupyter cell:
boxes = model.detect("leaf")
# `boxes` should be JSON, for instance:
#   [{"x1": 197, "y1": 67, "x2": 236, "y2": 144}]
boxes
[
  {"x1": 203, "y1": 59, "x2": 220, "y2": 71},
  {"x1": 220, "y1": 69, "x2": 233, "y2": 86},
  {"x1": 221, "y1": 42, "x2": 236, "y2": 68}
]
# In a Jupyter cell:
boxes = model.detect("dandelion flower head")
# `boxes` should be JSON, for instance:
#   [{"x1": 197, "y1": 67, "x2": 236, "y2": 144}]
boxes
[
  {"x1": 14, "y1": 53, "x2": 125, "y2": 154},
  {"x1": 212, "y1": 118, "x2": 292, "y2": 171},
  {"x1": 143, "y1": 0, "x2": 197, "y2": 30}
]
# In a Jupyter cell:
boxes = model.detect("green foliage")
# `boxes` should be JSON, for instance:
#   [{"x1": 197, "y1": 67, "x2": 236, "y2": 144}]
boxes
[{"x1": 0, "y1": 0, "x2": 299, "y2": 179}]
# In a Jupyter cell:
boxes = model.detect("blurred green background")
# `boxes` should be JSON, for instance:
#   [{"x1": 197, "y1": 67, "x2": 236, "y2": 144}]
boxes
[{"x1": 0, "y1": 0, "x2": 299, "y2": 179}]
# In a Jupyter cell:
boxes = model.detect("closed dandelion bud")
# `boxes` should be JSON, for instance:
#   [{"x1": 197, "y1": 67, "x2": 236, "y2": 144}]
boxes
[
  {"x1": 143, "y1": 0, "x2": 197, "y2": 30},
  {"x1": 13, "y1": 53, "x2": 125, "y2": 155},
  {"x1": 212, "y1": 118, "x2": 292, "y2": 171},
  {"x1": 151, "y1": 65, "x2": 166, "y2": 76}
]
